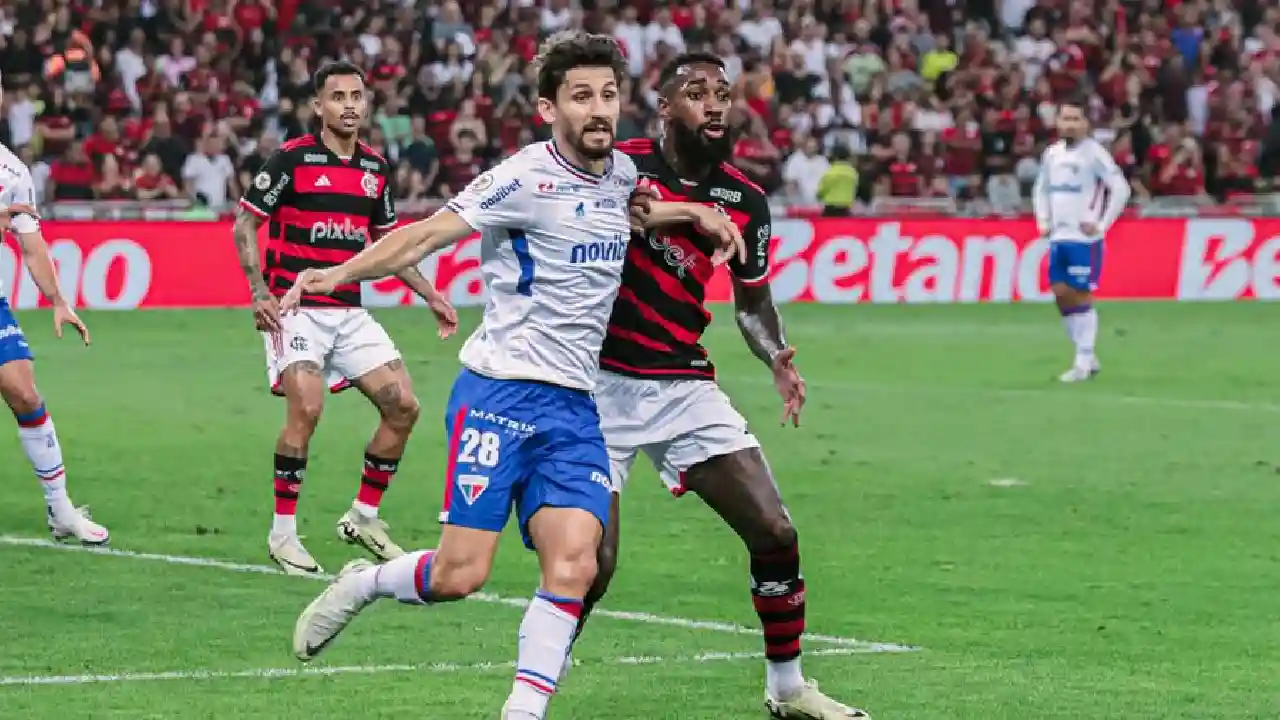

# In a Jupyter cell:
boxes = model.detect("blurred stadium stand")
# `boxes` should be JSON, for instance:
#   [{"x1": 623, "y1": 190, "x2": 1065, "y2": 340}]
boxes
[{"x1": 2, "y1": 0, "x2": 1277, "y2": 220}]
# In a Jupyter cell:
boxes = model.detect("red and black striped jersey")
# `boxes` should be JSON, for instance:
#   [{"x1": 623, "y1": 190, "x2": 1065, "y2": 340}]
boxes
[
  {"x1": 601, "y1": 137, "x2": 773, "y2": 381},
  {"x1": 238, "y1": 133, "x2": 396, "y2": 308}
]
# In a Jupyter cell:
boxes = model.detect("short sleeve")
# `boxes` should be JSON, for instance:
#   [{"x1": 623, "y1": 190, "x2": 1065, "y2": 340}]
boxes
[
  {"x1": 729, "y1": 196, "x2": 772, "y2": 286},
  {"x1": 444, "y1": 157, "x2": 534, "y2": 232},
  {"x1": 373, "y1": 169, "x2": 397, "y2": 231},
  {"x1": 2, "y1": 168, "x2": 40, "y2": 235},
  {"x1": 239, "y1": 151, "x2": 293, "y2": 220}
]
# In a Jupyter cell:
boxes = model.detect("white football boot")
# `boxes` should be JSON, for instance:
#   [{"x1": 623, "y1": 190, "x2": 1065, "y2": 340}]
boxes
[
  {"x1": 293, "y1": 558, "x2": 376, "y2": 662},
  {"x1": 47, "y1": 505, "x2": 109, "y2": 545},
  {"x1": 336, "y1": 508, "x2": 404, "y2": 561},
  {"x1": 765, "y1": 680, "x2": 871, "y2": 719},
  {"x1": 269, "y1": 533, "x2": 324, "y2": 576},
  {"x1": 1058, "y1": 357, "x2": 1101, "y2": 383}
]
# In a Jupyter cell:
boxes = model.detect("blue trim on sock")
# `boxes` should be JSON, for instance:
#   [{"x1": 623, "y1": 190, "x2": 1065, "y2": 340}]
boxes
[
  {"x1": 413, "y1": 553, "x2": 436, "y2": 604},
  {"x1": 535, "y1": 589, "x2": 583, "y2": 606},
  {"x1": 15, "y1": 404, "x2": 47, "y2": 424},
  {"x1": 516, "y1": 668, "x2": 559, "y2": 688}
]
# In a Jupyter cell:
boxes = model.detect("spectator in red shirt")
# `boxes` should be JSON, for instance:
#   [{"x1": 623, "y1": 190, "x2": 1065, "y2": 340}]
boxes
[
  {"x1": 438, "y1": 130, "x2": 485, "y2": 198},
  {"x1": 134, "y1": 153, "x2": 182, "y2": 201},
  {"x1": 731, "y1": 114, "x2": 782, "y2": 193},
  {"x1": 82, "y1": 116, "x2": 126, "y2": 168},
  {"x1": 1156, "y1": 137, "x2": 1208, "y2": 197},
  {"x1": 48, "y1": 142, "x2": 97, "y2": 201},
  {"x1": 94, "y1": 155, "x2": 134, "y2": 199},
  {"x1": 883, "y1": 133, "x2": 923, "y2": 197}
]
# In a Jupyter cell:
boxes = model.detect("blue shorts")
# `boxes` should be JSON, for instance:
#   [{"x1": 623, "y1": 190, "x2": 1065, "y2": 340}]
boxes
[
  {"x1": 0, "y1": 299, "x2": 33, "y2": 367},
  {"x1": 439, "y1": 369, "x2": 612, "y2": 550},
  {"x1": 1047, "y1": 240, "x2": 1103, "y2": 292}
]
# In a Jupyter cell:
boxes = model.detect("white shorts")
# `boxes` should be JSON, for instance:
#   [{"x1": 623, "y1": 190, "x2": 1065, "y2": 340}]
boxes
[
  {"x1": 264, "y1": 308, "x2": 400, "y2": 396},
  {"x1": 595, "y1": 370, "x2": 760, "y2": 496}
]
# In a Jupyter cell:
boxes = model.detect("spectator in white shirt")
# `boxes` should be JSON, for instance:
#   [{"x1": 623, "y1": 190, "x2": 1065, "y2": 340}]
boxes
[
  {"x1": 115, "y1": 29, "x2": 149, "y2": 110},
  {"x1": 738, "y1": 1, "x2": 784, "y2": 52},
  {"x1": 5, "y1": 83, "x2": 37, "y2": 148},
  {"x1": 541, "y1": 0, "x2": 574, "y2": 33},
  {"x1": 1014, "y1": 18, "x2": 1056, "y2": 89},
  {"x1": 181, "y1": 134, "x2": 236, "y2": 208},
  {"x1": 783, "y1": 136, "x2": 830, "y2": 204},
  {"x1": 644, "y1": 7, "x2": 685, "y2": 60},
  {"x1": 612, "y1": 6, "x2": 647, "y2": 77}
]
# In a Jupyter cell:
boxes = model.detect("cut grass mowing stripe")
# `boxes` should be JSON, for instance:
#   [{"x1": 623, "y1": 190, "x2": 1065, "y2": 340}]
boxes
[
  {"x1": 0, "y1": 536, "x2": 918, "y2": 653},
  {"x1": 0, "y1": 647, "x2": 880, "y2": 688}
]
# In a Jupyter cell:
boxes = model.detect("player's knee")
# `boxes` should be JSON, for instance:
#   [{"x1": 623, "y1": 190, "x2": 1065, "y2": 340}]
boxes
[
  {"x1": 744, "y1": 512, "x2": 797, "y2": 554},
  {"x1": 2, "y1": 385, "x2": 42, "y2": 416},
  {"x1": 380, "y1": 388, "x2": 419, "y2": 428},
  {"x1": 287, "y1": 399, "x2": 324, "y2": 431},
  {"x1": 543, "y1": 547, "x2": 599, "y2": 597}
]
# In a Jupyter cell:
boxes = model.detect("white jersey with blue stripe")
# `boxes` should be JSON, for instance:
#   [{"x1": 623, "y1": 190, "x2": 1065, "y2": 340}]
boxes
[
  {"x1": 0, "y1": 142, "x2": 41, "y2": 301},
  {"x1": 444, "y1": 141, "x2": 638, "y2": 392},
  {"x1": 1033, "y1": 137, "x2": 1131, "y2": 245}
]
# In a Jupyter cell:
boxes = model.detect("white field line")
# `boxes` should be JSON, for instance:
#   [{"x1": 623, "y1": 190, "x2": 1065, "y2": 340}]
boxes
[
  {"x1": 726, "y1": 376, "x2": 1280, "y2": 414},
  {"x1": 0, "y1": 647, "x2": 876, "y2": 688},
  {"x1": 0, "y1": 536, "x2": 917, "y2": 653}
]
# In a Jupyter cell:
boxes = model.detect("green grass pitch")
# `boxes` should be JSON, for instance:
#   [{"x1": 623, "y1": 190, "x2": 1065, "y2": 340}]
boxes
[{"x1": 0, "y1": 302, "x2": 1276, "y2": 719}]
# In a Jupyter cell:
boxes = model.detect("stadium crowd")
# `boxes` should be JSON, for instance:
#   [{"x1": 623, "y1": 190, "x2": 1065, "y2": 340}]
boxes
[{"x1": 1, "y1": 0, "x2": 1279, "y2": 216}]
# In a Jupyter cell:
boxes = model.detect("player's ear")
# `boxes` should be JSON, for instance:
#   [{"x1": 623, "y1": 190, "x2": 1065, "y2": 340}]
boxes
[{"x1": 536, "y1": 97, "x2": 556, "y2": 126}]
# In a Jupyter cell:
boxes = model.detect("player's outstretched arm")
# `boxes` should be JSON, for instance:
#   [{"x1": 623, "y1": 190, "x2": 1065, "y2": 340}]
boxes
[
  {"x1": 281, "y1": 209, "x2": 476, "y2": 314},
  {"x1": 13, "y1": 219, "x2": 90, "y2": 344}
]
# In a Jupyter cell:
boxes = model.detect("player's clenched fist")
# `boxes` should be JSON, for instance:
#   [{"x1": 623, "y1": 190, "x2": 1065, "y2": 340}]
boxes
[{"x1": 279, "y1": 268, "x2": 340, "y2": 315}]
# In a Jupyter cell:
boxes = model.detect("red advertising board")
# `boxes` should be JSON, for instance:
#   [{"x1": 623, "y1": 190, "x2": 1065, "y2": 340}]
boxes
[{"x1": 2, "y1": 218, "x2": 1277, "y2": 309}]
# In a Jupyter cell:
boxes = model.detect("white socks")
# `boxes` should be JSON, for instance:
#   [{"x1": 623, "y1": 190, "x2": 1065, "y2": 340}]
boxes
[
  {"x1": 767, "y1": 658, "x2": 806, "y2": 698},
  {"x1": 371, "y1": 549, "x2": 436, "y2": 604},
  {"x1": 1061, "y1": 305, "x2": 1098, "y2": 367},
  {"x1": 16, "y1": 405, "x2": 74, "y2": 517},
  {"x1": 507, "y1": 590, "x2": 583, "y2": 719}
]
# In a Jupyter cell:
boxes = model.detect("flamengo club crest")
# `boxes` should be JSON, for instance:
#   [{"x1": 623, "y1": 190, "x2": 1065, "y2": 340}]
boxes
[{"x1": 361, "y1": 171, "x2": 379, "y2": 198}]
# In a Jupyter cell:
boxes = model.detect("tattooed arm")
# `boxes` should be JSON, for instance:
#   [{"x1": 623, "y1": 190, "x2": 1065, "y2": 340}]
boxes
[
  {"x1": 233, "y1": 206, "x2": 281, "y2": 332},
  {"x1": 733, "y1": 280, "x2": 787, "y2": 367},
  {"x1": 730, "y1": 196, "x2": 804, "y2": 425}
]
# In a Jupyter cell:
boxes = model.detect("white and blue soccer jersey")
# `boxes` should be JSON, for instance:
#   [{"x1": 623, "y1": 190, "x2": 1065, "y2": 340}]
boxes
[
  {"x1": 433, "y1": 141, "x2": 638, "y2": 551},
  {"x1": 1034, "y1": 138, "x2": 1132, "y2": 291},
  {"x1": 0, "y1": 142, "x2": 39, "y2": 367}
]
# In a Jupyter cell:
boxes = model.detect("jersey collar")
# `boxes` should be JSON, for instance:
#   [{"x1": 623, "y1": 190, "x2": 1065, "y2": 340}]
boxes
[{"x1": 546, "y1": 140, "x2": 613, "y2": 184}]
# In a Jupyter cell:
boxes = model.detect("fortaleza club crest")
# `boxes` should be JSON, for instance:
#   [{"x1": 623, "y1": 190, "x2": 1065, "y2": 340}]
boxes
[
  {"x1": 361, "y1": 171, "x2": 379, "y2": 198},
  {"x1": 456, "y1": 474, "x2": 490, "y2": 504}
]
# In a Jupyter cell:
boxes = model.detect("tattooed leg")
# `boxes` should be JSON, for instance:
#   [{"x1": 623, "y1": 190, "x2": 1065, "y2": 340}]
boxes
[{"x1": 336, "y1": 360, "x2": 421, "y2": 559}]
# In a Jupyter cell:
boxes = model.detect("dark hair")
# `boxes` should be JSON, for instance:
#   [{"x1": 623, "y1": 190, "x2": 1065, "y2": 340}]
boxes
[
  {"x1": 658, "y1": 52, "x2": 727, "y2": 90},
  {"x1": 1058, "y1": 91, "x2": 1089, "y2": 112},
  {"x1": 534, "y1": 31, "x2": 626, "y2": 100},
  {"x1": 311, "y1": 60, "x2": 366, "y2": 96}
]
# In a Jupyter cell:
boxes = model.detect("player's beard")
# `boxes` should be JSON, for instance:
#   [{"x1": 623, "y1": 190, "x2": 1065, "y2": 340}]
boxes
[
  {"x1": 574, "y1": 120, "x2": 615, "y2": 161},
  {"x1": 668, "y1": 120, "x2": 732, "y2": 168}
]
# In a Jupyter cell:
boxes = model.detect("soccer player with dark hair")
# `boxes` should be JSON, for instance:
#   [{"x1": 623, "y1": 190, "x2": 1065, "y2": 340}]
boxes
[
  {"x1": 232, "y1": 60, "x2": 458, "y2": 575},
  {"x1": 1033, "y1": 92, "x2": 1130, "y2": 382},
  {"x1": 577, "y1": 52, "x2": 872, "y2": 718},
  {"x1": 286, "y1": 34, "x2": 743, "y2": 720}
]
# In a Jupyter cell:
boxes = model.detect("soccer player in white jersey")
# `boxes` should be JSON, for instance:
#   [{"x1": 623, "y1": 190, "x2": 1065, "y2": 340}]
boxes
[
  {"x1": 1033, "y1": 93, "x2": 1131, "y2": 383},
  {"x1": 0, "y1": 137, "x2": 107, "y2": 544},
  {"x1": 280, "y1": 32, "x2": 743, "y2": 719}
]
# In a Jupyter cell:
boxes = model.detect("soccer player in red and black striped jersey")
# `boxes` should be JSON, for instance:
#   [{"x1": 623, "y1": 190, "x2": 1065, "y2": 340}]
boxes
[
  {"x1": 232, "y1": 61, "x2": 458, "y2": 577},
  {"x1": 574, "y1": 54, "x2": 870, "y2": 719}
]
